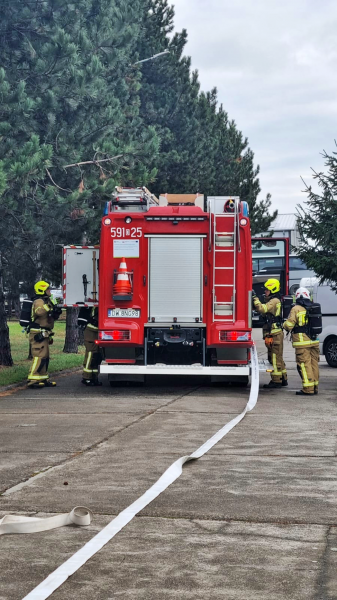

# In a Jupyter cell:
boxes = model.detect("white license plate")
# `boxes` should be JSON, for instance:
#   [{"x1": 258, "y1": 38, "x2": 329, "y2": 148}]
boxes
[{"x1": 108, "y1": 308, "x2": 140, "y2": 318}]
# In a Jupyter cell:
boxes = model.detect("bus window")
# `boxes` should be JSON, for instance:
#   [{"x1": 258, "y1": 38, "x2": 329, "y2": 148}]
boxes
[{"x1": 289, "y1": 257, "x2": 307, "y2": 270}]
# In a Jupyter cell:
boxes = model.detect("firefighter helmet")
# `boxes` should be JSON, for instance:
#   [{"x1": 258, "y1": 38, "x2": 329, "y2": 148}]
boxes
[
  {"x1": 264, "y1": 279, "x2": 280, "y2": 294},
  {"x1": 295, "y1": 287, "x2": 310, "y2": 300},
  {"x1": 34, "y1": 280, "x2": 50, "y2": 296}
]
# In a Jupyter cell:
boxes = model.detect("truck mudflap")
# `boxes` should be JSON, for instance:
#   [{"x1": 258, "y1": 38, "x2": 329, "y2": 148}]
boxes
[{"x1": 100, "y1": 363, "x2": 250, "y2": 376}]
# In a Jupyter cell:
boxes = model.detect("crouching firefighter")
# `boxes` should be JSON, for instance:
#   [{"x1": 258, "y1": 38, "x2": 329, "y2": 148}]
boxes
[
  {"x1": 283, "y1": 287, "x2": 320, "y2": 396},
  {"x1": 78, "y1": 307, "x2": 102, "y2": 386},
  {"x1": 252, "y1": 278, "x2": 288, "y2": 389},
  {"x1": 27, "y1": 281, "x2": 62, "y2": 388}
]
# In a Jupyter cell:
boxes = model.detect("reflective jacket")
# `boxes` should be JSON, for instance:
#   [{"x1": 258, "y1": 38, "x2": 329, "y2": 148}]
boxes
[
  {"x1": 253, "y1": 296, "x2": 282, "y2": 336},
  {"x1": 31, "y1": 296, "x2": 55, "y2": 331},
  {"x1": 283, "y1": 304, "x2": 319, "y2": 347}
]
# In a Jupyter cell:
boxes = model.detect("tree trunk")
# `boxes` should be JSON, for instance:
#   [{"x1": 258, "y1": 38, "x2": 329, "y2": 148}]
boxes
[
  {"x1": 0, "y1": 255, "x2": 13, "y2": 366},
  {"x1": 63, "y1": 307, "x2": 79, "y2": 353}
]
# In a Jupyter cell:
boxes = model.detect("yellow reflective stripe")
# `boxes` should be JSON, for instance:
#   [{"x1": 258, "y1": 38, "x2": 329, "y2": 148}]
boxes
[
  {"x1": 284, "y1": 320, "x2": 293, "y2": 327},
  {"x1": 87, "y1": 324, "x2": 98, "y2": 330},
  {"x1": 300, "y1": 363, "x2": 313, "y2": 387},
  {"x1": 275, "y1": 302, "x2": 281, "y2": 316},
  {"x1": 43, "y1": 304, "x2": 50, "y2": 311},
  {"x1": 85, "y1": 352, "x2": 92, "y2": 370},
  {"x1": 28, "y1": 357, "x2": 38, "y2": 377},
  {"x1": 272, "y1": 353, "x2": 282, "y2": 375},
  {"x1": 293, "y1": 340, "x2": 319, "y2": 347},
  {"x1": 28, "y1": 374, "x2": 48, "y2": 380},
  {"x1": 297, "y1": 311, "x2": 307, "y2": 327},
  {"x1": 314, "y1": 381, "x2": 319, "y2": 386},
  {"x1": 83, "y1": 368, "x2": 94, "y2": 373}
]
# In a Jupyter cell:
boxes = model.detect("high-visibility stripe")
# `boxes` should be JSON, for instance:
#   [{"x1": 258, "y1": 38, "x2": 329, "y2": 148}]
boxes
[
  {"x1": 85, "y1": 352, "x2": 92, "y2": 370},
  {"x1": 28, "y1": 357, "x2": 39, "y2": 377},
  {"x1": 272, "y1": 353, "x2": 282, "y2": 376},
  {"x1": 297, "y1": 310, "x2": 307, "y2": 327},
  {"x1": 284, "y1": 320, "x2": 293, "y2": 328},
  {"x1": 300, "y1": 362, "x2": 313, "y2": 388},
  {"x1": 87, "y1": 324, "x2": 98, "y2": 330},
  {"x1": 27, "y1": 374, "x2": 49, "y2": 380},
  {"x1": 43, "y1": 304, "x2": 50, "y2": 312},
  {"x1": 83, "y1": 368, "x2": 94, "y2": 374},
  {"x1": 293, "y1": 340, "x2": 319, "y2": 347}
]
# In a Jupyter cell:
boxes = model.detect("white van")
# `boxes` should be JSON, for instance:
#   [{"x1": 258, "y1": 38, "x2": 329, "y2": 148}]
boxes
[{"x1": 301, "y1": 277, "x2": 337, "y2": 367}]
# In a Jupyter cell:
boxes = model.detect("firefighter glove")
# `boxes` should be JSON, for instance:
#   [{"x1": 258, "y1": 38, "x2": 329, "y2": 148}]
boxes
[
  {"x1": 52, "y1": 306, "x2": 62, "y2": 319},
  {"x1": 264, "y1": 335, "x2": 273, "y2": 349},
  {"x1": 34, "y1": 332, "x2": 46, "y2": 343}
]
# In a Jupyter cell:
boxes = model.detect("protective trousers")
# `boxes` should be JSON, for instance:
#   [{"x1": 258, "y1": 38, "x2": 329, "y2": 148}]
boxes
[
  {"x1": 83, "y1": 328, "x2": 101, "y2": 382},
  {"x1": 295, "y1": 345, "x2": 319, "y2": 394},
  {"x1": 27, "y1": 332, "x2": 50, "y2": 385},
  {"x1": 266, "y1": 332, "x2": 287, "y2": 384}
]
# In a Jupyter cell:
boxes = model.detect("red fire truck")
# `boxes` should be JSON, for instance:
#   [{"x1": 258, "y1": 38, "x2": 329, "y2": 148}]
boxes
[{"x1": 63, "y1": 187, "x2": 254, "y2": 384}]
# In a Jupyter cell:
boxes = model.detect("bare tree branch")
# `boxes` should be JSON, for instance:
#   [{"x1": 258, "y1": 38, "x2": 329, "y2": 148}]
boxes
[
  {"x1": 63, "y1": 155, "x2": 124, "y2": 169},
  {"x1": 46, "y1": 168, "x2": 71, "y2": 192}
]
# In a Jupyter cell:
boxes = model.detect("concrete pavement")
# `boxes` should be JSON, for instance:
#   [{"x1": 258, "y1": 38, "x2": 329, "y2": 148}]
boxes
[{"x1": 0, "y1": 334, "x2": 337, "y2": 599}]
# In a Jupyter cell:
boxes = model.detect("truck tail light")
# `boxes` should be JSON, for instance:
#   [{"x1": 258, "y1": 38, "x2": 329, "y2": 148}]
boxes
[
  {"x1": 99, "y1": 330, "x2": 131, "y2": 341},
  {"x1": 219, "y1": 331, "x2": 251, "y2": 342}
]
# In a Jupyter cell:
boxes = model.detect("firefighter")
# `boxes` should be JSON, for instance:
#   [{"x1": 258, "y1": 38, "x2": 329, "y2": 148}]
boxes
[
  {"x1": 27, "y1": 281, "x2": 62, "y2": 388},
  {"x1": 252, "y1": 279, "x2": 288, "y2": 389},
  {"x1": 283, "y1": 287, "x2": 319, "y2": 395},
  {"x1": 78, "y1": 306, "x2": 102, "y2": 386}
]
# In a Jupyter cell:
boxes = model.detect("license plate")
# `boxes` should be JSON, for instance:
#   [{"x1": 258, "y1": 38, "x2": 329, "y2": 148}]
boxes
[{"x1": 108, "y1": 308, "x2": 140, "y2": 318}]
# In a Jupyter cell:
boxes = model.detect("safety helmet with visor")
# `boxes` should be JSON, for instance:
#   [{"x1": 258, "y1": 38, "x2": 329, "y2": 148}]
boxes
[
  {"x1": 264, "y1": 278, "x2": 280, "y2": 294},
  {"x1": 34, "y1": 280, "x2": 50, "y2": 296},
  {"x1": 295, "y1": 287, "x2": 311, "y2": 300}
]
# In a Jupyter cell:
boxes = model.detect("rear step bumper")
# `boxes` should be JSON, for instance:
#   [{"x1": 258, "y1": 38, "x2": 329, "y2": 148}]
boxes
[{"x1": 100, "y1": 363, "x2": 250, "y2": 376}]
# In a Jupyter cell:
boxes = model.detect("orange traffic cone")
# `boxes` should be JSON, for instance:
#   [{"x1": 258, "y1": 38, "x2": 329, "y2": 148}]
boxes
[{"x1": 113, "y1": 258, "x2": 132, "y2": 300}]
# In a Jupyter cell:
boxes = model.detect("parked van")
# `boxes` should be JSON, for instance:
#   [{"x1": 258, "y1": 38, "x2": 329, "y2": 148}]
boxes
[
  {"x1": 301, "y1": 277, "x2": 337, "y2": 367},
  {"x1": 289, "y1": 256, "x2": 315, "y2": 296}
]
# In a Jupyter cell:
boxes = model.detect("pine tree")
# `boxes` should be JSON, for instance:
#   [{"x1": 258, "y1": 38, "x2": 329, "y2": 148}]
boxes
[
  {"x1": 139, "y1": 0, "x2": 276, "y2": 233},
  {"x1": 296, "y1": 146, "x2": 337, "y2": 291},
  {"x1": 0, "y1": 0, "x2": 159, "y2": 360}
]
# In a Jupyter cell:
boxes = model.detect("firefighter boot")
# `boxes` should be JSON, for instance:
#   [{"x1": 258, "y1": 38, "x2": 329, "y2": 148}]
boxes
[
  {"x1": 44, "y1": 380, "x2": 57, "y2": 387},
  {"x1": 282, "y1": 376, "x2": 288, "y2": 387},
  {"x1": 263, "y1": 381, "x2": 282, "y2": 389},
  {"x1": 81, "y1": 378, "x2": 102, "y2": 386},
  {"x1": 314, "y1": 387, "x2": 318, "y2": 395},
  {"x1": 27, "y1": 382, "x2": 45, "y2": 389},
  {"x1": 296, "y1": 390, "x2": 314, "y2": 396}
]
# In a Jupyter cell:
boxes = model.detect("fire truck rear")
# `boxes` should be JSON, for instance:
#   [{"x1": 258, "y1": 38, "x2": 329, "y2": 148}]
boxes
[{"x1": 97, "y1": 188, "x2": 253, "y2": 384}]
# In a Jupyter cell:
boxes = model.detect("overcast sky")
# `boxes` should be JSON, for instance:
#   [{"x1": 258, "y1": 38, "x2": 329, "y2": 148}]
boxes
[{"x1": 172, "y1": 0, "x2": 337, "y2": 214}]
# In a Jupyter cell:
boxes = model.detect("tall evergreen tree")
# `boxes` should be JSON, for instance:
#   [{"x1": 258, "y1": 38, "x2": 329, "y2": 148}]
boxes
[
  {"x1": 0, "y1": 0, "x2": 159, "y2": 362},
  {"x1": 139, "y1": 0, "x2": 276, "y2": 234},
  {"x1": 296, "y1": 146, "x2": 337, "y2": 291}
]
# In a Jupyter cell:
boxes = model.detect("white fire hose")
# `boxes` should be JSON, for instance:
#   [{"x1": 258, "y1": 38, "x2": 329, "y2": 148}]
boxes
[{"x1": 1, "y1": 344, "x2": 259, "y2": 600}]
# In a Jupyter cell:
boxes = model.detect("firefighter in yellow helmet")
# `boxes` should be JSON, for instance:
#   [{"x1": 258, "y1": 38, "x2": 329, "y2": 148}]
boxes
[
  {"x1": 27, "y1": 281, "x2": 62, "y2": 388},
  {"x1": 283, "y1": 287, "x2": 319, "y2": 395},
  {"x1": 252, "y1": 278, "x2": 287, "y2": 389}
]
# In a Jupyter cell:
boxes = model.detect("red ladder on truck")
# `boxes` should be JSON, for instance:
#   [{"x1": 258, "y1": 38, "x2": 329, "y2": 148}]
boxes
[{"x1": 209, "y1": 197, "x2": 240, "y2": 323}]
